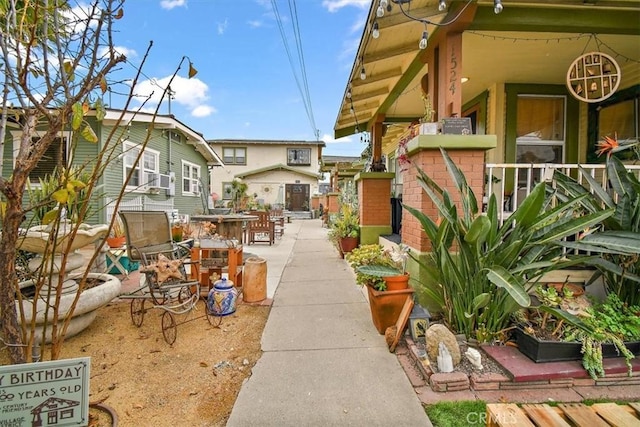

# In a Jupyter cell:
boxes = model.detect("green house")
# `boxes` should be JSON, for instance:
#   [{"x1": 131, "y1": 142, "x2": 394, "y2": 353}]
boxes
[{"x1": 2, "y1": 108, "x2": 223, "y2": 225}]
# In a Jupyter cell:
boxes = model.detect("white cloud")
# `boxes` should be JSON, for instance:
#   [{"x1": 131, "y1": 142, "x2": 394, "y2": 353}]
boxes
[
  {"x1": 247, "y1": 20, "x2": 263, "y2": 28},
  {"x1": 160, "y1": 0, "x2": 187, "y2": 10},
  {"x1": 217, "y1": 18, "x2": 229, "y2": 35},
  {"x1": 192, "y1": 105, "x2": 217, "y2": 117},
  {"x1": 322, "y1": 0, "x2": 369, "y2": 13},
  {"x1": 133, "y1": 75, "x2": 215, "y2": 117},
  {"x1": 322, "y1": 134, "x2": 352, "y2": 144},
  {"x1": 98, "y1": 45, "x2": 137, "y2": 60}
]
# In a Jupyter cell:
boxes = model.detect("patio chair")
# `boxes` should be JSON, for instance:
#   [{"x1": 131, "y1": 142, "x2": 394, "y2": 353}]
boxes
[
  {"x1": 269, "y1": 207, "x2": 285, "y2": 239},
  {"x1": 118, "y1": 210, "x2": 207, "y2": 344},
  {"x1": 246, "y1": 210, "x2": 275, "y2": 245},
  {"x1": 119, "y1": 210, "x2": 192, "y2": 262}
]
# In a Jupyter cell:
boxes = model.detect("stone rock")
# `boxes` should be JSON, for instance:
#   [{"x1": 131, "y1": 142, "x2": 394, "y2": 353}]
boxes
[{"x1": 425, "y1": 324, "x2": 461, "y2": 365}]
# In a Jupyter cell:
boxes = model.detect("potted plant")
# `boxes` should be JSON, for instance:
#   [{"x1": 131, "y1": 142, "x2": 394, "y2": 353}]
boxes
[
  {"x1": 418, "y1": 93, "x2": 439, "y2": 135},
  {"x1": 106, "y1": 216, "x2": 126, "y2": 248},
  {"x1": 346, "y1": 244, "x2": 414, "y2": 334},
  {"x1": 328, "y1": 203, "x2": 360, "y2": 258},
  {"x1": 514, "y1": 293, "x2": 640, "y2": 379},
  {"x1": 355, "y1": 243, "x2": 411, "y2": 291},
  {"x1": 171, "y1": 222, "x2": 184, "y2": 242}
]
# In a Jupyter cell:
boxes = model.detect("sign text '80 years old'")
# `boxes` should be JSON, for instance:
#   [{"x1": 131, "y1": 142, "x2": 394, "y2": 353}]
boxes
[{"x1": 0, "y1": 357, "x2": 90, "y2": 427}]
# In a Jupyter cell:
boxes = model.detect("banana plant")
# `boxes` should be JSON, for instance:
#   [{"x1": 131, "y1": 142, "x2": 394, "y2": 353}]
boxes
[
  {"x1": 553, "y1": 155, "x2": 640, "y2": 305},
  {"x1": 403, "y1": 148, "x2": 614, "y2": 341}
]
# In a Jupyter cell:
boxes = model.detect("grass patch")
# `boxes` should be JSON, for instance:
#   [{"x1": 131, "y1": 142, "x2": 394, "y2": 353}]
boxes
[{"x1": 425, "y1": 400, "x2": 486, "y2": 427}]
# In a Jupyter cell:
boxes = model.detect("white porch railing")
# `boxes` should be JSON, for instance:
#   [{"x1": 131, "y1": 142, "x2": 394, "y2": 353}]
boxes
[
  {"x1": 484, "y1": 163, "x2": 640, "y2": 225},
  {"x1": 105, "y1": 196, "x2": 175, "y2": 223}
]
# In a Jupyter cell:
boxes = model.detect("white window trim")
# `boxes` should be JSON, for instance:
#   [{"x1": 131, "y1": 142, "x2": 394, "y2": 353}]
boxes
[
  {"x1": 123, "y1": 141, "x2": 160, "y2": 192},
  {"x1": 222, "y1": 147, "x2": 246, "y2": 165},
  {"x1": 181, "y1": 160, "x2": 201, "y2": 197},
  {"x1": 287, "y1": 148, "x2": 311, "y2": 166}
]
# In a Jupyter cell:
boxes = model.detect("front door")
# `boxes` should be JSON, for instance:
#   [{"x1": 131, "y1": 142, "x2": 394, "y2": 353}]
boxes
[{"x1": 285, "y1": 184, "x2": 310, "y2": 211}]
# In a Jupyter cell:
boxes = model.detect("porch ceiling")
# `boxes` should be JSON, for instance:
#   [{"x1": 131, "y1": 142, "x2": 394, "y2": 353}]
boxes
[{"x1": 334, "y1": 0, "x2": 640, "y2": 153}]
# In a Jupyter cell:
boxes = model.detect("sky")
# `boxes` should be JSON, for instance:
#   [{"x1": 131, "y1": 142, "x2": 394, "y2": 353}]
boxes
[{"x1": 104, "y1": 0, "x2": 371, "y2": 157}]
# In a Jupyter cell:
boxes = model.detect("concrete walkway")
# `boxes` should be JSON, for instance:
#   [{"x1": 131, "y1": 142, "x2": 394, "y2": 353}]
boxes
[{"x1": 227, "y1": 219, "x2": 432, "y2": 426}]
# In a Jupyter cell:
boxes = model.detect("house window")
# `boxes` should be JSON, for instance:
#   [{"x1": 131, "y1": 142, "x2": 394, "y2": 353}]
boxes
[
  {"x1": 516, "y1": 95, "x2": 566, "y2": 164},
  {"x1": 60, "y1": 409, "x2": 74, "y2": 419},
  {"x1": 588, "y1": 85, "x2": 639, "y2": 163},
  {"x1": 223, "y1": 147, "x2": 246, "y2": 165},
  {"x1": 165, "y1": 130, "x2": 183, "y2": 144},
  {"x1": 222, "y1": 182, "x2": 233, "y2": 200},
  {"x1": 182, "y1": 161, "x2": 201, "y2": 195},
  {"x1": 30, "y1": 137, "x2": 67, "y2": 183},
  {"x1": 123, "y1": 141, "x2": 160, "y2": 190},
  {"x1": 287, "y1": 148, "x2": 311, "y2": 165}
]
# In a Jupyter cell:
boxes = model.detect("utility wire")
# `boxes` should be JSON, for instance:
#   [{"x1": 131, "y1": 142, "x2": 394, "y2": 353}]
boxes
[
  {"x1": 288, "y1": 0, "x2": 317, "y2": 139},
  {"x1": 271, "y1": 0, "x2": 319, "y2": 140}
]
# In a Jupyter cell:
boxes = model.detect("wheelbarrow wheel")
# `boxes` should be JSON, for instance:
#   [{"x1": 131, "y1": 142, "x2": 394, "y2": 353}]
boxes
[
  {"x1": 206, "y1": 312, "x2": 223, "y2": 328},
  {"x1": 130, "y1": 299, "x2": 145, "y2": 327},
  {"x1": 161, "y1": 311, "x2": 177, "y2": 345},
  {"x1": 205, "y1": 299, "x2": 223, "y2": 328}
]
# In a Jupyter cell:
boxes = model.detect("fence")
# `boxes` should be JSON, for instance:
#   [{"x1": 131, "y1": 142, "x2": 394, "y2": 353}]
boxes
[
  {"x1": 105, "y1": 196, "x2": 175, "y2": 223},
  {"x1": 484, "y1": 162, "x2": 640, "y2": 225}
]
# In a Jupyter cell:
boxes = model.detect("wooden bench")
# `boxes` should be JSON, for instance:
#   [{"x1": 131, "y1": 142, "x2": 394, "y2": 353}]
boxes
[{"x1": 486, "y1": 402, "x2": 640, "y2": 426}]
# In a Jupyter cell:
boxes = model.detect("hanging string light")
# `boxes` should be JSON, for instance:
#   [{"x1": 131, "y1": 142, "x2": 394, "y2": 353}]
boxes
[
  {"x1": 419, "y1": 27, "x2": 428, "y2": 50},
  {"x1": 494, "y1": 0, "x2": 503, "y2": 14},
  {"x1": 375, "y1": 0, "x2": 504, "y2": 48}
]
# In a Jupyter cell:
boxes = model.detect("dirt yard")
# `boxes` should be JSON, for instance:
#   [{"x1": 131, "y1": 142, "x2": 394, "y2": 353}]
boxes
[{"x1": 2, "y1": 299, "x2": 270, "y2": 427}]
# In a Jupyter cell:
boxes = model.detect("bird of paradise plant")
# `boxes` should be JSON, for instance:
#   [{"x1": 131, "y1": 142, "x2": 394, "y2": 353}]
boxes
[
  {"x1": 554, "y1": 132, "x2": 640, "y2": 305},
  {"x1": 403, "y1": 148, "x2": 612, "y2": 342}
]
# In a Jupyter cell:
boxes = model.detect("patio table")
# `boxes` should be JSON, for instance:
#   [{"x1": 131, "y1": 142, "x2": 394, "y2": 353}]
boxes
[{"x1": 190, "y1": 214, "x2": 258, "y2": 243}]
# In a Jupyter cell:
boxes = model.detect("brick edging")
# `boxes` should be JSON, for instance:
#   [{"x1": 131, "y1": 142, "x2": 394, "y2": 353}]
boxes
[{"x1": 401, "y1": 336, "x2": 640, "y2": 393}]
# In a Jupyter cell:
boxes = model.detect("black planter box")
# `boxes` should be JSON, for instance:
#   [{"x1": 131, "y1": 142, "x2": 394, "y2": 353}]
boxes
[{"x1": 514, "y1": 328, "x2": 640, "y2": 363}]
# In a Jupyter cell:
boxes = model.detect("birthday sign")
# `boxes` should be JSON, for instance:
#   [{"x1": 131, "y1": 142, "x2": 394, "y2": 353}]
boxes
[{"x1": 0, "y1": 357, "x2": 90, "y2": 426}]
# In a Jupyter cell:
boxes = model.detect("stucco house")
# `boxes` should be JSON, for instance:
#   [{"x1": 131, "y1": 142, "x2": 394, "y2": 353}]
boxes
[
  {"x1": 207, "y1": 139, "x2": 325, "y2": 213},
  {"x1": 333, "y1": 0, "x2": 639, "y2": 252},
  {"x1": 3, "y1": 108, "x2": 222, "y2": 224}
]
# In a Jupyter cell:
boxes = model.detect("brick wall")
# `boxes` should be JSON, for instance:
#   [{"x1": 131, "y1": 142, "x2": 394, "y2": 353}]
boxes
[
  {"x1": 402, "y1": 149, "x2": 486, "y2": 252},
  {"x1": 326, "y1": 193, "x2": 339, "y2": 214},
  {"x1": 357, "y1": 177, "x2": 392, "y2": 226}
]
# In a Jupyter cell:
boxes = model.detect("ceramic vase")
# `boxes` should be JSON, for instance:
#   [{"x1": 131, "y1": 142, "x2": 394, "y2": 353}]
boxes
[{"x1": 208, "y1": 278, "x2": 238, "y2": 316}]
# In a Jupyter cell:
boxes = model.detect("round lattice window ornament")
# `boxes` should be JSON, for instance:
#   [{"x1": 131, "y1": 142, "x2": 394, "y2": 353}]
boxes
[{"x1": 566, "y1": 52, "x2": 621, "y2": 103}]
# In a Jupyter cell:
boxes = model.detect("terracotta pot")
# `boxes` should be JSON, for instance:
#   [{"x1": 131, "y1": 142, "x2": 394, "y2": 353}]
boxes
[
  {"x1": 383, "y1": 273, "x2": 410, "y2": 291},
  {"x1": 366, "y1": 285, "x2": 414, "y2": 334},
  {"x1": 546, "y1": 282, "x2": 585, "y2": 297},
  {"x1": 106, "y1": 236, "x2": 126, "y2": 248},
  {"x1": 339, "y1": 236, "x2": 359, "y2": 256}
]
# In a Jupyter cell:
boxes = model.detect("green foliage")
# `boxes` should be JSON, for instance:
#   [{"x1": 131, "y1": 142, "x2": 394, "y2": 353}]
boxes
[
  {"x1": 425, "y1": 400, "x2": 486, "y2": 427},
  {"x1": 227, "y1": 179, "x2": 249, "y2": 212},
  {"x1": 540, "y1": 297, "x2": 638, "y2": 379},
  {"x1": 404, "y1": 148, "x2": 612, "y2": 342},
  {"x1": 331, "y1": 204, "x2": 359, "y2": 238},
  {"x1": 25, "y1": 166, "x2": 92, "y2": 225},
  {"x1": 329, "y1": 181, "x2": 360, "y2": 240},
  {"x1": 553, "y1": 155, "x2": 640, "y2": 305},
  {"x1": 346, "y1": 244, "x2": 396, "y2": 290}
]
